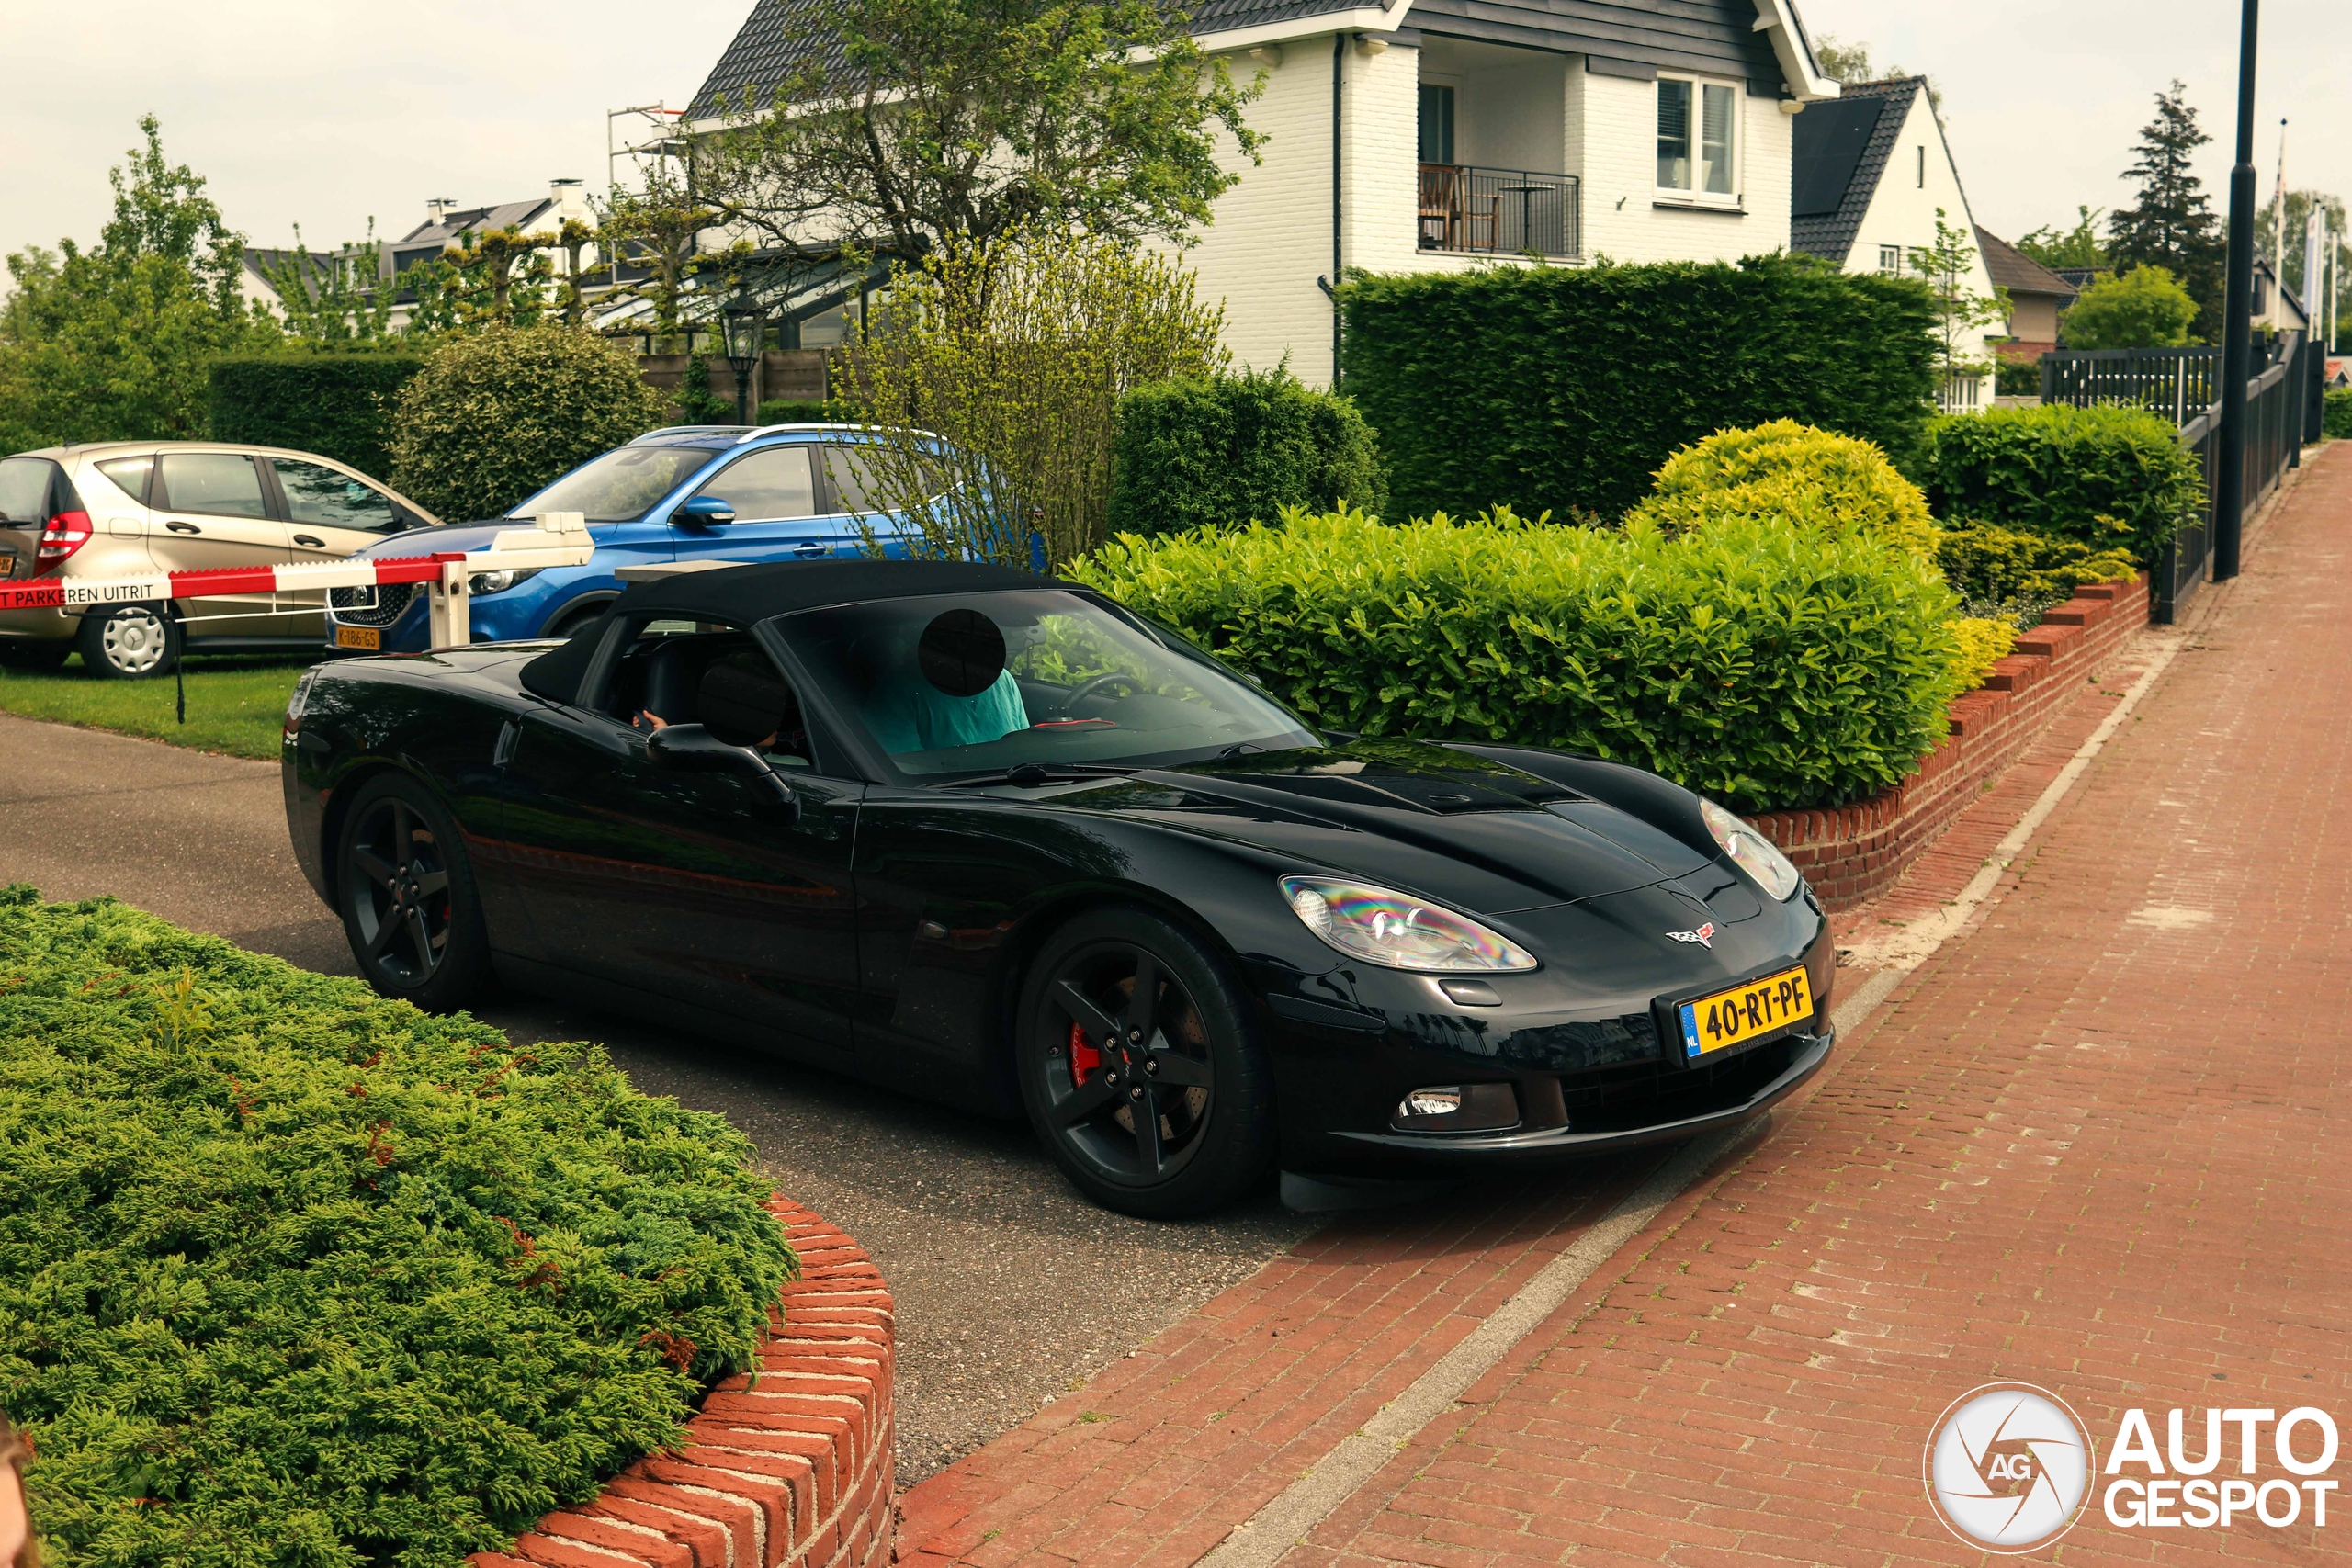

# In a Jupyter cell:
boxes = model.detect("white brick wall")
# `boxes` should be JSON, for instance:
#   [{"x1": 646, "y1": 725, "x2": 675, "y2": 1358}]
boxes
[{"x1": 1182, "y1": 37, "x2": 1815, "y2": 384}]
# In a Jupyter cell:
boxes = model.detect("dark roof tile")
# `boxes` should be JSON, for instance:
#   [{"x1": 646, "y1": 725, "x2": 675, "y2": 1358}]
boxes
[{"x1": 1789, "y1": 75, "x2": 1917, "y2": 265}]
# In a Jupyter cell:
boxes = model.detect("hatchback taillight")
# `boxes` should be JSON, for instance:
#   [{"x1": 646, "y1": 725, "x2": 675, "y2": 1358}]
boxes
[{"x1": 34, "y1": 510, "x2": 92, "y2": 574}]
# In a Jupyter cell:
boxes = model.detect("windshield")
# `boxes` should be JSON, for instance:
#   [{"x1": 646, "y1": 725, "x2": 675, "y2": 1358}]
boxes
[
  {"x1": 775, "y1": 590, "x2": 1317, "y2": 780},
  {"x1": 510, "y1": 444, "x2": 723, "y2": 523}
]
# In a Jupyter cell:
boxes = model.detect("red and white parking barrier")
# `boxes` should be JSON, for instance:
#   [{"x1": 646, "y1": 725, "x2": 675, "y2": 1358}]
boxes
[{"x1": 0, "y1": 512, "x2": 592, "y2": 649}]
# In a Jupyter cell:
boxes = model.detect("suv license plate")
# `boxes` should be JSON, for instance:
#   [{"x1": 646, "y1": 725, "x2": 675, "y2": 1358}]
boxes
[
  {"x1": 1676, "y1": 965, "x2": 1813, "y2": 1060},
  {"x1": 334, "y1": 626, "x2": 380, "y2": 651}
]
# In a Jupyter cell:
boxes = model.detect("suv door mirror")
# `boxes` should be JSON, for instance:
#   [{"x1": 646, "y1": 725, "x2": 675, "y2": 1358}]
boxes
[{"x1": 675, "y1": 495, "x2": 736, "y2": 527}]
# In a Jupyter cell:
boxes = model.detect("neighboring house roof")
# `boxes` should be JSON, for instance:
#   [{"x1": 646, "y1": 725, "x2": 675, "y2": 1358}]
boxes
[
  {"x1": 687, "y1": 0, "x2": 1831, "y2": 119},
  {"x1": 397, "y1": 199, "x2": 558, "y2": 248},
  {"x1": 1975, "y1": 228, "x2": 2078, "y2": 304},
  {"x1": 1788, "y1": 75, "x2": 1918, "y2": 264}
]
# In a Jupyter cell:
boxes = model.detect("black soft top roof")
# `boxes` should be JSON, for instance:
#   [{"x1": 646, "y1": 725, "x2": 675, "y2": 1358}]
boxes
[{"x1": 518, "y1": 558, "x2": 1067, "y2": 704}]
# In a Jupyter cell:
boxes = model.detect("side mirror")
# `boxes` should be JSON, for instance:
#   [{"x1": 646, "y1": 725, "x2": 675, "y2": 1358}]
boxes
[
  {"x1": 676, "y1": 495, "x2": 736, "y2": 528},
  {"x1": 646, "y1": 723, "x2": 797, "y2": 814}
]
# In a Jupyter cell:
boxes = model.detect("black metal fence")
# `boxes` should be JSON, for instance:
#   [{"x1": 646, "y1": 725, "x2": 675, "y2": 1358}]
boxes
[
  {"x1": 2041, "y1": 346, "x2": 2222, "y2": 426},
  {"x1": 2152, "y1": 333, "x2": 2312, "y2": 624},
  {"x1": 1417, "y1": 165, "x2": 1580, "y2": 259}
]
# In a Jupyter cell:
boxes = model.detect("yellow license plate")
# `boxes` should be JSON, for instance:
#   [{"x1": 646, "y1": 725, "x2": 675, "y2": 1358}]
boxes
[
  {"x1": 1676, "y1": 965, "x2": 1813, "y2": 1061},
  {"x1": 334, "y1": 626, "x2": 380, "y2": 651}
]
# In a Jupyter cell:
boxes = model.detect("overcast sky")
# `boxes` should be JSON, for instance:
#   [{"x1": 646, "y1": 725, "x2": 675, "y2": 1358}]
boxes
[{"x1": 3, "y1": 1, "x2": 2347, "y2": 275}]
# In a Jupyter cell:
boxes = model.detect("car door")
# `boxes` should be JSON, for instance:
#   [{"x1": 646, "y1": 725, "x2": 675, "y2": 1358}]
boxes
[
  {"x1": 496, "y1": 619, "x2": 865, "y2": 1055},
  {"x1": 266, "y1": 456, "x2": 433, "y2": 637},
  {"x1": 148, "y1": 451, "x2": 304, "y2": 642},
  {"x1": 671, "y1": 443, "x2": 840, "y2": 563}
]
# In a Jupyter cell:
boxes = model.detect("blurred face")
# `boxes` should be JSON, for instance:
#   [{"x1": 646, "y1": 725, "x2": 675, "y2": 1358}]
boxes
[{"x1": 0, "y1": 1460, "x2": 25, "y2": 1563}]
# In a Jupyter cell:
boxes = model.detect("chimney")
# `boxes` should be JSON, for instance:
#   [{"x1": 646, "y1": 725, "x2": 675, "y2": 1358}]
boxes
[
  {"x1": 550, "y1": 177, "x2": 586, "y2": 213},
  {"x1": 426, "y1": 197, "x2": 457, "y2": 227}
]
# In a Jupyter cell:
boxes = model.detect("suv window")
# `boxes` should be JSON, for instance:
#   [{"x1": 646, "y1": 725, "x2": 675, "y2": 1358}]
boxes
[
  {"x1": 0, "y1": 458, "x2": 57, "y2": 524},
  {"x1": 95, "y1": 456, "x2": 153, "y2": 505},
  {"x1": 272, "y1": 457, "x2": 403, "y2": 531},
  {"x1": 695, "y1": 446, "x2": 818, "y2": 522},
  {"x1": 156, "y1": 453, "x2": 269, "y2": 518}
]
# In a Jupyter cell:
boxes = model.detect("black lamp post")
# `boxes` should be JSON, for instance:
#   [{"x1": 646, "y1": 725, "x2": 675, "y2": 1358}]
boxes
[
  {"x1": 2214, "y1": 0, "x2": 2260, "y2": 581},
  {"x1": 721, "y1": 290, "x2": 766, "y2": 426}
]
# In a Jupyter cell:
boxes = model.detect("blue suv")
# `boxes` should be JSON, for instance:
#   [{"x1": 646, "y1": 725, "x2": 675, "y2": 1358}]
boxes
[{"x1": 324, "y1": 424, "x2": 914, "y2": 653}]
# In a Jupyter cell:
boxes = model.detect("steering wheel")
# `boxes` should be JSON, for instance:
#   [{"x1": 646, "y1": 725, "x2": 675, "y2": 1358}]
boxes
[{"x1": 1065, "y1": 672, "x2": 1143, "y2": 711}]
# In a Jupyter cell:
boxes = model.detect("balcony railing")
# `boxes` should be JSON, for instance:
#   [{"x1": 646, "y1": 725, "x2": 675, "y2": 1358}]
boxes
[{"x1": 1418, "y1": 165, "x2": 1580, "y2": 259}]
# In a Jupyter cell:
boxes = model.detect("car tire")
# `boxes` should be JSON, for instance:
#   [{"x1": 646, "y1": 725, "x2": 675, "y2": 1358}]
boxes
[
  {"x1": 543, "y1": 602, "x2": 612, "y2": 641},
  {"x1": 74, "y1": 603, "x2": 180, "y2": 680},
  {"x1": 334, "y1": 773, "x2": 492, "y2": 1012},
  {"x1": 1015, "y1": 907, "x2": 1277, "y2": 1218},
  {"x1": 0, "y1": 640, "x2": 71, "y2": 670}
]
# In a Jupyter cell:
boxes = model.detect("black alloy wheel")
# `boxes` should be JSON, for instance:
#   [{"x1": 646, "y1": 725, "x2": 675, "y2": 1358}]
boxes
[
  {"x1": 1016, "y1": 908, "x2": 1276, "y2": 1217},
  {"x1": 335, "y1": 774, "x2": 491, "y2": 1010}
]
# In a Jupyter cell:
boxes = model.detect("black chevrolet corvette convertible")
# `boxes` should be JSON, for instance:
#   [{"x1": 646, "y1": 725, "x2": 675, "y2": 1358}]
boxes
[{"x1": 283, "y1": 560, "x2": 1834, "y2": 1216}]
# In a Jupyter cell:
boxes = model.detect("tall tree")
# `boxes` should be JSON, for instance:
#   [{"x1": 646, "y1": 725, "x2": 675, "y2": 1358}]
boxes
[
  {"x1": 2016, "y1": 206, "x2": 2109, "y2": 271},
  {"x1": 695, "y1": 0, "x2": 1265, "y2": 281},
  {"x1": 0, "y1": 117, "x2": 279, "y2": 448},
  {"x1": 2108, "y1": 81, "x2": 2224, "y2": 340}
]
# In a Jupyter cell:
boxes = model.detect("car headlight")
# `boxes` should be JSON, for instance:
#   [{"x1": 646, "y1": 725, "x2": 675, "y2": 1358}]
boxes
[
  {"x1": 1700, "y1": 797, "x2": 1802, "y2": 901},
  {"x1": 1280, "y1": 875, "x2": 1537, "y2": 973},
  {"x1": 468, "y1": 568, "x2": 542, "y2": 595}
]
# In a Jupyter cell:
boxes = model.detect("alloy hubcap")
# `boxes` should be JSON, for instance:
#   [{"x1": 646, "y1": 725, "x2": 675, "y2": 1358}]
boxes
[
  {"x1": 1043, "y1": 943, "x2": 1215, "y2": 1186},
  {"x1": 349, "y1": 801, "x2": 451, "y2": 985}
]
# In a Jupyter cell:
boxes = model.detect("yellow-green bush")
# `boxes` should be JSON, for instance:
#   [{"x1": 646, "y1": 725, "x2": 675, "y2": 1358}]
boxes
[
  {"x1": 1628, "y1": 420, "x2": 1940, "y2": 558},
  {"x1": 1075, "y1": 504, "x2": 1967, "y2": 810},
  {"x1": 1948, "y1": 616, "x2": 2018, "y2": 689},
  {"x1": 1936, "y1": 519, "x2": 2143, "y2": 604}
]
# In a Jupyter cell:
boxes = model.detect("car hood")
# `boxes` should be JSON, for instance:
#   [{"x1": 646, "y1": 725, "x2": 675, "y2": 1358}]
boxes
[
  {"x1": 1060, "y1": 739, "x2": 1744, "y2": 917},
  {"x1": 355, "y1": 519, "x2": 548, "y2": 558}
]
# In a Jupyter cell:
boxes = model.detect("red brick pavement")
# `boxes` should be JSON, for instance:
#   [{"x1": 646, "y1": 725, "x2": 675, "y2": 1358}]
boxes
[
  {"x1": 1285, "y1": 450, "x2": 2352, "y2": 1566},
  {"x1": 895, "y1": 446, "x2": 2350, "y2": 1567}
]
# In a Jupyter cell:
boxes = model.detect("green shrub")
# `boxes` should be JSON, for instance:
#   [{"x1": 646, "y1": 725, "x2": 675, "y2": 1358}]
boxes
[
  {"x1": 1629, "y1": 420, "x2": 1939, "y2": 558},
  {"x1": 2059, "y1": 265, "x2": 2198, "y2": 350},
  {"x1": 1107, "y1": 366, "x2": 1388, "y2": 536},
  {"x1": 0, "y1": 887, "x2": 794, "y2": 1564},
  {"x1": 674, "y1": 352, "x2": 734, "y2": 423},
  {"x1": 388, "y1": 325, "x2": 667, "y2": 521},
  {"x1": 1994, "y1": 356, "x2": 2041, "y2": 396},
  {"x1": 1074, "y1": 506, "x2": 1967, "y2": 810},
  {"x1": 1949, "y1": 615, "x2": 2018, "y2": 688},
  {"x1": 2325, "y1": 387, "x2": 2352, "y2": 440},
  {"x1": 1336, "y1": 253, "x2": 1939, "y2": 520},
  {"x1": 1936, "y1": 519, "x2": 2143, "y2": 604},
  {"x1": 207, "y1": 355, "x2": 424, "y2": 479},
  {"x1": 755, "y1": 398, "x2": 853, "y2": 424},
  {"x1": 1921, "y1": 403, "x2": 2199, "y2": 564}
]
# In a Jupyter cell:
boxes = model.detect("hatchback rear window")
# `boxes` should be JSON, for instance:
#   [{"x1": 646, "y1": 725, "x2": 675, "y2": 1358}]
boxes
[{"x1": 0, "y1": 457, "x2": 58, "y2": 525}]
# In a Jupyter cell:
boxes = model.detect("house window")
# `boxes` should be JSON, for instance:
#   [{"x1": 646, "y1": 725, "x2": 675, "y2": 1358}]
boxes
[
  {"x1": 1657, "y1": 75, "x2": 1737, "y2": 199},
  {"x1": 1879, "y1": 245, "x2": 1902, "y2": 274},
  {"x1": 1419, "y1": 84, "x2": 1455, "y2": 165}
]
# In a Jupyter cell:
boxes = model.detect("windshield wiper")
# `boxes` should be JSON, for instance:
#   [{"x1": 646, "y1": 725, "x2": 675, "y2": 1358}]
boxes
[{"x1": 937, "y1": 762, "x2": 1145, "y2": 789}]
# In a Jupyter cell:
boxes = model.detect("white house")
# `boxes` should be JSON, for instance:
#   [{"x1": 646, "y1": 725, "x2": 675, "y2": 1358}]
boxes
[
  {"x1": 682, "y1": 0, "x2": 1840, "y2": 384},
  {"x1": 1788, "y1": 75, "x2": 2001, "y2": 408}
]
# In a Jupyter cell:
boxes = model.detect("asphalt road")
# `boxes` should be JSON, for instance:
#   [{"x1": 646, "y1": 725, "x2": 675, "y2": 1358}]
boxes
[{"x1": 0, "y1": 711, "x2": 1316, "y2": 1482}]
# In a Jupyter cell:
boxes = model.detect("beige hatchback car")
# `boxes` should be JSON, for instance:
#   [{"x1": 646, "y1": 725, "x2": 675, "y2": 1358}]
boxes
[{"x1": 0, "y1": 442, "x2": 441, "y2": 678}]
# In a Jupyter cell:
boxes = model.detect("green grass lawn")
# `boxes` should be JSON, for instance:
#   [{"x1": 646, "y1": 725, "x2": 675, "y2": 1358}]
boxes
[{"x1": 0, "y1": 653, "x2": 318, "y2": 760}]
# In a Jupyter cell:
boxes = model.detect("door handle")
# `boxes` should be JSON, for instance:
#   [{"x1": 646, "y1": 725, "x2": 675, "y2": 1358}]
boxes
[
  {"x1": 293, "y1": 534, "x2": 324, "y2": 547},
  {"x1": 166, "y1": 522, "x2": 200, "y2": 534},
  {"x1": 793, "y1": 542, "x2": 827, "y2": 558}
]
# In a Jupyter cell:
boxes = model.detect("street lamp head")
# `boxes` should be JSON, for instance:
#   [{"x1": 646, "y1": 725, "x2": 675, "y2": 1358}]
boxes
[{"x1": 721, "y1": 290, "x2": 766, "y2": 373}]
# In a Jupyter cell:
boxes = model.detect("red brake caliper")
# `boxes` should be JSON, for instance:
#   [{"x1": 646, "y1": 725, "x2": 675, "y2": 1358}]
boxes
[{"x1": 1069, "y1": 1021, "x2": 1102, "y2": 1087}]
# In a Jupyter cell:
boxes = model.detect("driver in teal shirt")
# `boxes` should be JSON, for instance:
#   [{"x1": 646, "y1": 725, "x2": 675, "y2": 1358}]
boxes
[{"x1": 864, "y1": 664, "x2": 1029, "y2": 754}]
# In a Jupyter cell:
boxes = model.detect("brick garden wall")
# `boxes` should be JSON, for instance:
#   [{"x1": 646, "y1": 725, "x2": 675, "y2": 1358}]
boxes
[
  {"x1": 1751, "y1": 573, "x2": 2151, "y2": 910},
  {"x1": 474, "y1": 1198, "x2": 895, "y2": 1568}
]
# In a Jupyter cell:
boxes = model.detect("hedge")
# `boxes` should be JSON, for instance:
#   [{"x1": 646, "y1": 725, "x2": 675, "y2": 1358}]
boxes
[
  {"x1": 1920, "y1": 403, "x2": 2199, "y2": 565},
  {"x1": 388, "y1": 325, "x2": 667, "y2": 522},
  {"x1": 2325, "y1": 387, "x2": 2352, "y2": 440},
  {"x1": 206, "y1": 355, "x2": 424, "y2": 480},
  {"x1": 0, "y1": 888, "x2": 795, "y2": 1565},
  {"x1": 755, "y1": 398, "x2": 853, "y2": 425},
  {"x1": 1335, "y1": 254, "x2": 1939, "y2": 520},
  {"x1": 1107, "y1": 366, "x2": 1388, "y2": 536},
  {"x1": 1074, "y1": 505, "x2": 1967, "y2": 811},
  {"x1": 1937, "y1": 520, "x2": 2143, "y2": 608},
  {"x1": 1629, "y1": 420, "x2": 1939, "y2": 558}
]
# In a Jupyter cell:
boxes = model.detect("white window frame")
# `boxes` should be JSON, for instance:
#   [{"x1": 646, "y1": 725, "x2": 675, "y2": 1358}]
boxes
[
  {"x1": 1878, "y1": 244, "x2": 1902, "y2": 275},
  {"x1": 1655, "y1": 72, "x2": 1743, "y2": 209}
]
